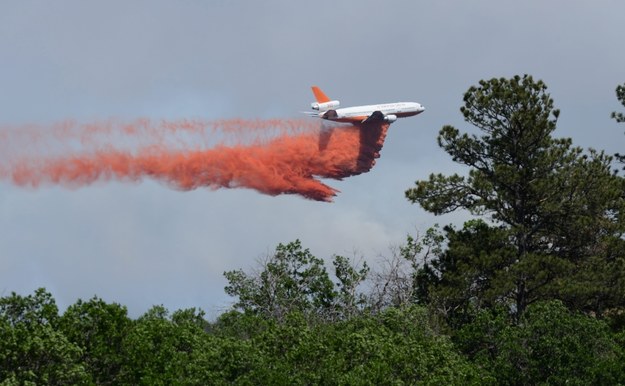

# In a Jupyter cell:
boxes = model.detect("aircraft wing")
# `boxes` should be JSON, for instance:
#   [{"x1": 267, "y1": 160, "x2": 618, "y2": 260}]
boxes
[{"x1": 361, "y1": 111, "x2": 384, "y2": 124}]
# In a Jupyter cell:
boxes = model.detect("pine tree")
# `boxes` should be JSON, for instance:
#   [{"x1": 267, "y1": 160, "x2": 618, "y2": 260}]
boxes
[{"x1": 407, "y1": 75, "x2": 625, "y2": 319}]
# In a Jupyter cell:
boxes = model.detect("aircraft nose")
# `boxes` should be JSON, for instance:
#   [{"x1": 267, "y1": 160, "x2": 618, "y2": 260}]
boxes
[{"x1": 418, "y1": 103, "x2": 425, "y2": 113}]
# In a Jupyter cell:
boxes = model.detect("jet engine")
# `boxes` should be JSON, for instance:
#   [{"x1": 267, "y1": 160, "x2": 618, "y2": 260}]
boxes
[
  {"x1": 384, "y1": 114, "x2": 397, "y2": 123},
  {"x1": 311, "y1": 100, "x2": 340, "y2": 111}
]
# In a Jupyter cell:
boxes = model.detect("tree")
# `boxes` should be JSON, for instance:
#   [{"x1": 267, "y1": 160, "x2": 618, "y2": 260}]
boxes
[
  {"x1": 455, "y1": 301, "x2": 625, "y2": 385},
  {"x1": 0, "y1": 289, "x2": 89, "y2": 385},
  {"x1": 245, "y1": 306, "x2": 488, "y2": 384},
  {"x1": 224, "y1": 240, "x2": 336, "y2": 322},
  {"x1": 118, "y1": 306, "x2": 229, "y2": 385},
  {"x1": 406, "y1": 75, "x2": 625, "y2": 319},
  {"x1": 332, "y1": 255, "x2": 369, "y2": 318},
  {"x1": 414, "y1": 220, "x2": 517, "y2": 328},
  {"x1": 59, "y1": 297, "x2": 132, "y2": 385},
  {"x1": 368, "y1": 228, "x2": 443, "y2": 313}
]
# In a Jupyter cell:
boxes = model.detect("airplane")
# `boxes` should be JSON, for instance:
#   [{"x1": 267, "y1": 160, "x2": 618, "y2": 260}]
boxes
[{"x1": 304, "y1": 86, "x2": 425, "y2": 125}]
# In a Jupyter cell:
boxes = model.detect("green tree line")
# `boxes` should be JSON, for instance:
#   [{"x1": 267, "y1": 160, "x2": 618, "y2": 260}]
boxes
[{"x1": 2, "y1": 76, "x2": 625, "y2": 385}]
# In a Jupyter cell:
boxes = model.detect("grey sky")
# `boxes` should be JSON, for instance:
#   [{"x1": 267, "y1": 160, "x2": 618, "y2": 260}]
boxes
[{"x1": 1, "y1": 1, "x2": 624, "y2": 317}]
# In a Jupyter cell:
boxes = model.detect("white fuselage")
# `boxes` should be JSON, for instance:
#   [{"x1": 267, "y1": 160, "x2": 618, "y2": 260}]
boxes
[
  {"x1": 334, "y1": 102, "x2": 424, "y2": 120},
  {"x1": 318, "y1": 101, "x2": 425, "y2": 124},
  {"x1": 307, "y1": 86, "x2": 425, "y2": 125}
]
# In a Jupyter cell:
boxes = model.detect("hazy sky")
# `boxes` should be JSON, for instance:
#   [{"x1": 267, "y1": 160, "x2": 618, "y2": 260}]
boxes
[{"x1": 1, "y1": 1, "x2": 624, "y2": 317}]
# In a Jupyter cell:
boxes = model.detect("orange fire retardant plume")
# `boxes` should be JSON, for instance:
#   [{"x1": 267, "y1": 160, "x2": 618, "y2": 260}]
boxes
[{"x1": 0, "y1": 118, "x2": 389, "y2": 202}]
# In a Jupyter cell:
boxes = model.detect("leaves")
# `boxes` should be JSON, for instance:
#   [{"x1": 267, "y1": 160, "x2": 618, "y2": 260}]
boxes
[
  {"x1": 224, "y1": 240, "x2": 336, "y2": 322},
  {"x1": 455, "y1": 301, "x2": 625, "y2": 385},
  {"x1": 59, "y1": 296, "x2": 131, "y2": 385},
  {"x1": 613, "y1": 83, "x2": 625, "y2": 123},
  {"x1": 0, "y1": 289, "x2": 89, "y2": 385},
  {"x1": 407, "y1": 75, "x2": 625, "y2": 319}
]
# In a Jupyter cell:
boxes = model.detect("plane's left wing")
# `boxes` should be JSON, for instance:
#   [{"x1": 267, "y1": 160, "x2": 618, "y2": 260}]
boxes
[{"x1": 361, "y1": 111, "x2": 384, "y2": 124}]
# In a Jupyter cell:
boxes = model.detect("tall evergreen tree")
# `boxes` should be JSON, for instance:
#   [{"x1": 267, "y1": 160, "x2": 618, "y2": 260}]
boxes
[{"x1": 407, "y1": 75, "x2": 625, "y2": 319}]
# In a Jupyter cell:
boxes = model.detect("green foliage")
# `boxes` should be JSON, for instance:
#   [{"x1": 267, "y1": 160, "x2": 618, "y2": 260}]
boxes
[
  {"x1": 247, "y1": 306, "x2": 488, "y2": 385},
  {"x1": 415, "y1": 221, "x2": 517, "y2": 325},
  {"x1": 455, "y1": 301, "x2": 625, "y2": 385},
  {"x1": 613, "y1": 83, "x2": 625, "y2": 167},
  {"x1": 0, "y1": 289, "x2": 89, "y2": 385},
  {"x1": 59, "y1": 296, "x2": 131, "y2": 385},
  {"x1": 407, "y1": 75, "x2": 561, "y2": 217},
  {"x1": 118, "y1": 305, "x2": 225, "y2": 385},
  {"x1": 0, "y1": 288, "x2": 60, "y2": 327},
  {"x1": 406, "y1": 75, "x2": 625, "y2": 319},
  {"x1": 224, "y1": 240, "x2": 371, "y2": 322},
  {"x1": 3, "y1": 285, "x2": 625, "y2": 384},
  {"x1": 333, "y1": 255, "x2": 369, "y2": 318},
  {"x1": 400, "y1": 227, "x2": 445, "y2": 307},
  {"x1": 211, "y1": 309, "x2": 271, "y2": 340},
  {"x1": 224, "y1": 240, "x2": 336, "y2": 322},
  {"x1": 613, "y1": 83, "x2": 625, "y2": 123}
]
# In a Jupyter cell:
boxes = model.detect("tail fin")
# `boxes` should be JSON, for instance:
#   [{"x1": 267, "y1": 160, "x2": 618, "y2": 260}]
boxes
[{"x1": 311, "y1": 86, "x2": 331, "y2": 103}]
